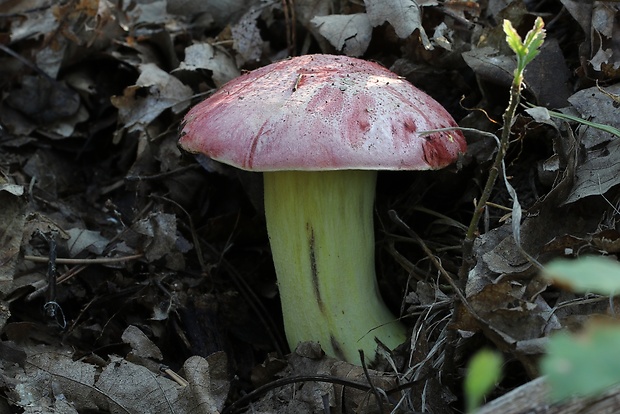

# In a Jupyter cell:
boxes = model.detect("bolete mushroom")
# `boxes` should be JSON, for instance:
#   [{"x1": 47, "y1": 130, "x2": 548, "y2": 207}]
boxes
[{"x1": 179, "y1": 54, "x2": 466, "y2": 364}]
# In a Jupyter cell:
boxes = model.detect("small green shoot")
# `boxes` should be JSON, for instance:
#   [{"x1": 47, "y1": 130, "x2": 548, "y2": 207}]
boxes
[
  {"x1": 464, "y1": 17, "x2": 546, "y2": 250},
  {"x1": 464, "y1": 349, "x2": 503, "y2": 413},
  {"x1": 503, "y1": 17, "x2": 546, "y2": 86}
]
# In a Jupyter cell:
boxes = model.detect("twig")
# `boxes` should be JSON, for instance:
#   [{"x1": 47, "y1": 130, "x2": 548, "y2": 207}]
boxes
[
  {"x1": 359, "y1": 350, "x2": 386, "y2": 413},
  {"x1": 24, "y1": 254, "x2": 143, "y2": 264}
]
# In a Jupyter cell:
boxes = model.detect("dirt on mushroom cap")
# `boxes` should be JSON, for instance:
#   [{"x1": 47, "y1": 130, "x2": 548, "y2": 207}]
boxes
[{"x1": 180, "y1": 54, "x2": 466, "y2": 172}]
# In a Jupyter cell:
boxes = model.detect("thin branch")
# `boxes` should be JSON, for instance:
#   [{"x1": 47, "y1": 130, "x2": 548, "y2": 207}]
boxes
[{"x1": 24, "y1": 254, "x2": 143, "y2": 264}]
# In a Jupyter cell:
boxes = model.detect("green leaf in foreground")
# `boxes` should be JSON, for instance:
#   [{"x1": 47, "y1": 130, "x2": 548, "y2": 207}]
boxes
[
  {"x1": 464, "y1": 349, "x2": 503, "y2": 413},
  {"x1": 543, "y1": 255, "x2": 620, "y2": 296},
  {"x1": 541, "y1": 323, "x2": 620, "y2": 402}
]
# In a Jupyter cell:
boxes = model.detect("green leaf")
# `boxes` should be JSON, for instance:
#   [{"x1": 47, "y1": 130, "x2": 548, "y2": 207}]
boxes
[
  {"x1": 503, "y1": 20, "x2": 524, "y2": 57},
  {"x1": 521, "y1": 17, "x2": 546, "y2": 66},
  {"x1": 524, "y1": 102, "x2": 620, "y2": 139},
  {"x1": 464, "y1": 349, "x2": 503, "y2": 413},
  {"x1": 541, "y1": 323, "x2": 620, "y2": 402},
  {"x1": 503, "y1": 17, "x2": 546, "y2": 74},
  {"x1": 543, "y1": 255, "x2": 620, "y2": 296}
]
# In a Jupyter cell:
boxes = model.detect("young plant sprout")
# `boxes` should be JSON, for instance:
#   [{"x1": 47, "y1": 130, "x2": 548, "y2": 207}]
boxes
[{"x1": 180, "y1": 54, "x2": 466, "y2": 364}]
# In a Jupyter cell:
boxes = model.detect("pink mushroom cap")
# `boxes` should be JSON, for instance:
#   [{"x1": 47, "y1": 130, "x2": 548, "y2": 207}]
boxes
[{"x1": 180, "y1": 54, "x2": 466, "y2": 171}]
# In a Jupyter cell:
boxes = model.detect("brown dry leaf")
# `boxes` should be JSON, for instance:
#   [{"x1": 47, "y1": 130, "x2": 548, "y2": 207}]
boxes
[
  {"x1": 22, "y1": 150, "x2": 76, "y2": 197},
  {"x1": 175, "y1": 43, "x2": 240, "y2": 87},
  {"x1": 0, "y1": 183, "x2": 24, "y2": 197},
  {"x1": 293, "y1": 0, "x2": 332, "y2": 31},
  {"x1": 431, "y1": 22, "x2": 454, "y2": 51},
  {"x1": 167, "y1": 0, "x2": 251, "y2": 26},
  {"x1": 95, "y1": 354, "x2": 228, "y2": 414},
  {"x1": 311, "y1": 13, "x2": 372, "y2": 57},
  {"x1": 363, "y1": 0, "x2": 435, "y2": 48},
  {"x1": 66, "y1": 228, "x2": 110, "y2": 257},
  {"x1": 561, "y1": 0, "x2": 619, "y2": 76},
  {"x1": 0, "y1": 104, "x2": 37, "y2": 136},
  {"x1": 6, "y1": 77, "x2": 81, "y2": 126},
  {"x1": 11, "y1": 348, "x2": 101, "y2": 412},
  {"x1": 588, "y1": 2, "x2": 620, "y2": 75},
  {"x1": 124, "y1": 0, "x2": 171, "y2": 26},
  {"x1": 456, "y1": 280, "x2": 557, "y2": 377},
  {"x1": 0, "y1": 340, "x2": 26, "y2": 368},
  {"x1": 467, "y1": 281, "x2": 548, "y2": 341},
  {"x1": 122, "y1": 325, "x2": 164, "y2": 361},
  {"x1": 466, "y1": 225, "x2": 513, "y2": 297},
  {"x1": 179, "y1": 353, "x2": 230, "y2": 414},
  {"x1": 131, "y1": 212, "x2": 177, "y2": 262},
  {"x1": 231, "y1": 7, "x2": 264, "y2": 64},
  {"x1": 523, "y1": 39, "x2": 572, "y2": 108},
  {"x1": 111, "y1": 63, "x2": 193, "y2": 132},
  {"x1": 293, "y1": 0, "x2": 332, "y2": 25},
  {"x1": 5, "y1": 341, "x2": 228, "y2": 413},
  {"x1": 0, "y1": 191, "x2": 25, "y2": 295},
  {"x1": 131, "y1": 212, "x2": 185, "y2": 270},
  {"x1": 461, "y1": 46, "x2": 515, "y2": 89},
  {"x1": 6, "y1": 5, "x2": 59, "y2": 42},
  {"x1": 562, "y1": 83, "x2": 620, "y2": 204}
]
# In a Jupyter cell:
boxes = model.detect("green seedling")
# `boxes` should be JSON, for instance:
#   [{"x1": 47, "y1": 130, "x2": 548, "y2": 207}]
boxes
[
  {"x1": 465, "y1": 17, "x2": 546, "y2": 246},
  {"x1": 503, "y1": 18, "x2": 546, "y2": 87}
]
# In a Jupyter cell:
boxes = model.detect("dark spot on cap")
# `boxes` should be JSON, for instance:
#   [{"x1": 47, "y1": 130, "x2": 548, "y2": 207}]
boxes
[
  {"x1": 358, "y1": 119, "x2": 371, "y2": 132},
  {"x1": 404, "y1": 119, "x2": 417, "y2": 133}
]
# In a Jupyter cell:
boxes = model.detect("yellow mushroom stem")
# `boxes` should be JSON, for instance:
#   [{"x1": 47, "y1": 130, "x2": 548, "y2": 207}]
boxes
[{"x1": 263, "y1": 169, "x2": 407, "y2": 364}]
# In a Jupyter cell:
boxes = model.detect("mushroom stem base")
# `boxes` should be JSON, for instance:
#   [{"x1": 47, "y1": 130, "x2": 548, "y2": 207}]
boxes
[{"x1": 264, "y1": 170, "x2": 407, "y2": 364}]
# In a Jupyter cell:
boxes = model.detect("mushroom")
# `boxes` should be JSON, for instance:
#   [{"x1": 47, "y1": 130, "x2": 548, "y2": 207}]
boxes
[{"x1": 179, "y1": 54, "x2": 466, "y2": 364}]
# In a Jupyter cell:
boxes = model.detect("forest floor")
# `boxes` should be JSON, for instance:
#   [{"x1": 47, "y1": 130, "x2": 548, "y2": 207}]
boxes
[{"x1": 0, "y1": 0, "x2": 619, "y2": 413}]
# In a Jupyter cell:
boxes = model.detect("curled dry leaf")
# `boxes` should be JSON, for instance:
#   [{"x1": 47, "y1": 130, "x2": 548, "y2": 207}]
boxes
[
  {"x1": 111, "y1": 63, "x2": 193, "y2": 132},
  {"x1": 311, "y1": 13, "x2": 372, "y2": 57},
  {"x1": 364, "y1": 0, "x2": 434, "y2": 48},
  {"x1": 175, "y1": 43, "x2": 240, "y2": 87}
]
